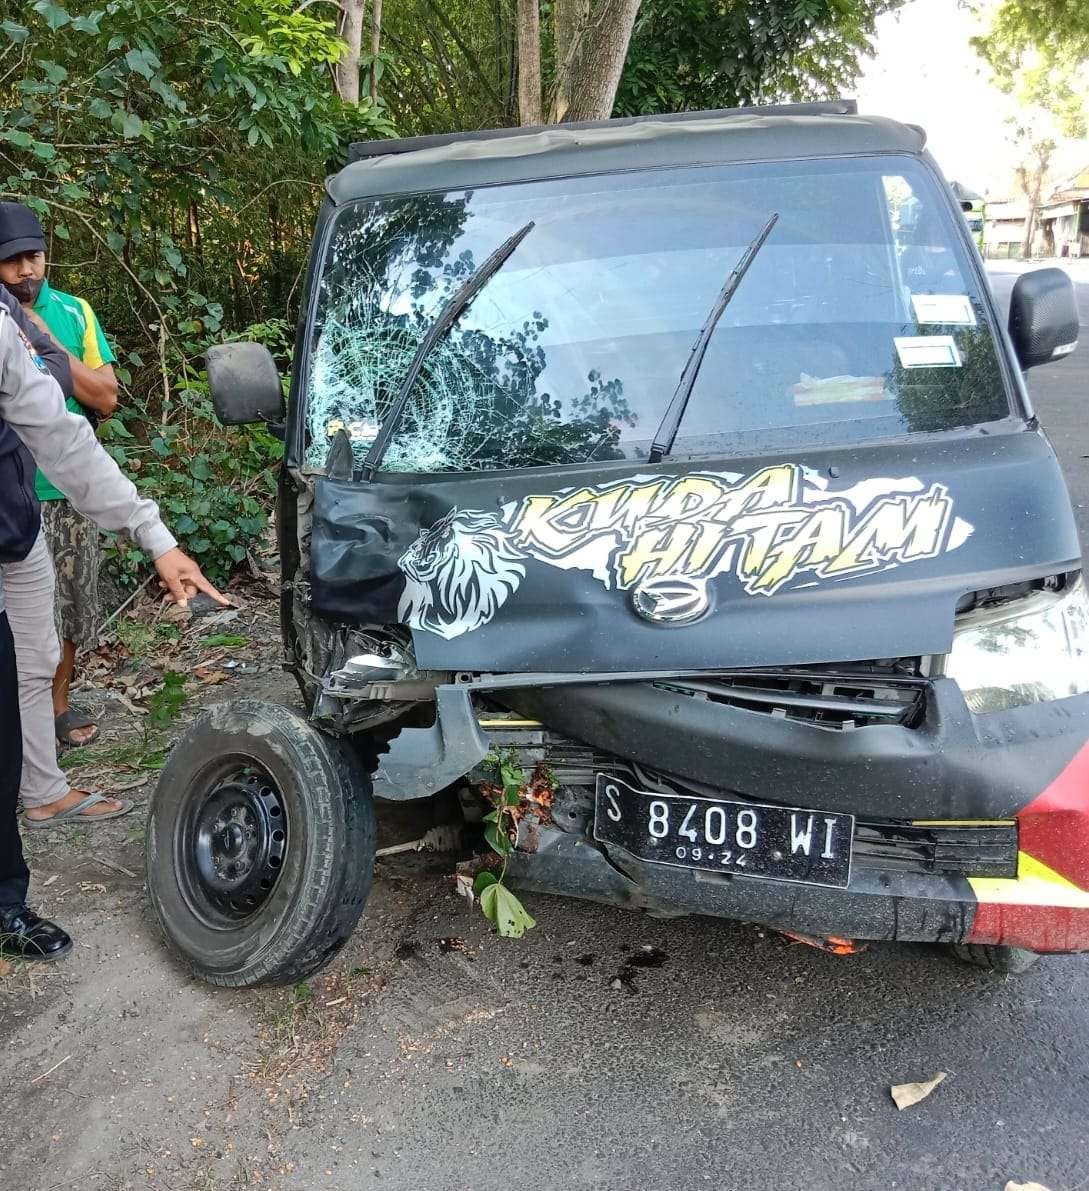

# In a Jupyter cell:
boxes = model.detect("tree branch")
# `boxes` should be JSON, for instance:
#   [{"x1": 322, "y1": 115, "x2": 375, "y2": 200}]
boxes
[{"x1": 425, "y1": 0, "x2": 503, "y2": 108}]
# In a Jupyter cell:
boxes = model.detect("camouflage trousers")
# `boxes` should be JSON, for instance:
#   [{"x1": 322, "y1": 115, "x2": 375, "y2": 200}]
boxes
[{"x1": 42, "y1": 498, "x2": 102, "y2": 650}]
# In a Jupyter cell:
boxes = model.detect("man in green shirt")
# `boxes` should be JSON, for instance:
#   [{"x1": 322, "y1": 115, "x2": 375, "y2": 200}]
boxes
[
  {"x1": 0, "y1": 201, "x2": 125, "y2": 825},
  {"x1": 31, "y1": 281, "x2": 119, "y2": 497}
]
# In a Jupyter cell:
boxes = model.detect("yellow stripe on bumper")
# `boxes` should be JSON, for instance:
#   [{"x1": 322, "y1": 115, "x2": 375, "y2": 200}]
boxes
[{"x1": 970, "y1": 852, "x2": 1089, "y2": 909}]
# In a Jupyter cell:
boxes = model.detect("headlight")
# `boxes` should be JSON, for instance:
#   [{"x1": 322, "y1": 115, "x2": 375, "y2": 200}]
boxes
[{"x1": 946, "y1": 577, "x2": 1089, "y2": 713}]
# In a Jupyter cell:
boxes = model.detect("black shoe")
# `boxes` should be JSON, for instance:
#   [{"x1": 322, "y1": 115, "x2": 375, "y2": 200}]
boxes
[{"x1": 0, "y1": 906, "x2": 72, "y2": 961}]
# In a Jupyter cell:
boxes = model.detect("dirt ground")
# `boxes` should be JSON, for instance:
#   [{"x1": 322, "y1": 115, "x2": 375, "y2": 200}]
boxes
[{"x1": 0, "y1": 591, "x2": 456, "y2": 1191}]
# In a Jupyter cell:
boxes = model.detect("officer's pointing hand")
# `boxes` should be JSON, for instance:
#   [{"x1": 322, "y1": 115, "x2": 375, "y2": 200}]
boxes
[{"x1": 153, "y1": 546, "x2": 231, "y2": 610}]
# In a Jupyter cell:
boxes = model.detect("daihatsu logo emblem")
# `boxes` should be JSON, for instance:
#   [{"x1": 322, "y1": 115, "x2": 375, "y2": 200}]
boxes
[{"x1": 631, "y1": 577, "x2": 712, "y2": 626}]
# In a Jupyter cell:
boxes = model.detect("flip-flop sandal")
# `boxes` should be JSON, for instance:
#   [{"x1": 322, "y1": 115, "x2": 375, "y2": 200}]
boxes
[
  {"x1": 55, "y1": 709, "x2": 99, "y2": 748},
  {"x1": 22, "y1": 791, "x2": 134, "y2": 830}
]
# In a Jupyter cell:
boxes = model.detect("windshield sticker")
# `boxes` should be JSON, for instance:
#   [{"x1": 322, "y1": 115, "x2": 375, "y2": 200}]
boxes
[
  {"x1": 398, "y1": 465, "x2": 973, "y2": 640},
  {"x1": 894, "y1": 335, "x2": 962, "y2": 369},
  {"x1": 910, "y1": 294, "x2": 976, "y2": 326},
  {"x1": 792, "y1": 374, "x2": 887, "y2": 406}
]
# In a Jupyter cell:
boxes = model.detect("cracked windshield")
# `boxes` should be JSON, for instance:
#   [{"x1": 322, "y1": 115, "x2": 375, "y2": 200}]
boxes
[{"x1": 305, "y1": 155, "x2": 1007, "y2": 473}]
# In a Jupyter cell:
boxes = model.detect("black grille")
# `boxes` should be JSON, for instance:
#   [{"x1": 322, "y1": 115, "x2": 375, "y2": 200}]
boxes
[
  {"x1": 475, "y1": 716, "x2": 1019, "y2": 877},
  {"x1": 655, "y1": 663, "x2": 927, "y2": 730},
  {"x1": 853, "y1": 822, "x2": 1018, "y2": 878}
]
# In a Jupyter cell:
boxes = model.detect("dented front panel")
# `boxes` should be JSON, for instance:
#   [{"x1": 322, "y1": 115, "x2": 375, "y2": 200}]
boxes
[{"x1": 309, "y1": 428, "x2": 1078, "y2": 672}]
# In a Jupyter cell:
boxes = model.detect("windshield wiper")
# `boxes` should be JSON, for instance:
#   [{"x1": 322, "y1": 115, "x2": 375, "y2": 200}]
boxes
[
  {"x1": 360, "y1": 220, "x2": 535, "y2": 480},
  {"x1": 646, "y1": 212, "x2": 779, "y2": 465}
]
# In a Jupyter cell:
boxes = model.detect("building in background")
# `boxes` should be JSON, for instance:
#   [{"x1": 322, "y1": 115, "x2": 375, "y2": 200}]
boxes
[
  {"x1": 1036, "y1": 166, "x2": 1089, "y2": 258},
  {"x1": 982, "y1": 167, "x2": 1089, "y2": 260},
  {"x1": 982, "y1": 198, "x2": 1028, "y2": 258}
]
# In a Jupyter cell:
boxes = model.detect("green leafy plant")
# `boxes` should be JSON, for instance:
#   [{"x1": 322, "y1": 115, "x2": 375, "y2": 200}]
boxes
[
  {"x1": 1, "y1": 3, "x2": 395, "y2": 589},
  {"x1": 146, "y1": 670, "x2": 188, "y2": 728},
  {"x1": 202, "y1": 633, "x2": 250, "y2": 648},
  {"x1": 380, "y1": 0, "x2": 902, "y2": 136},
  {"x1": 471, "y1": 748, "x2": 539, "y2": 939},
  {"x1": 58, "y1": 735, "x2": 169, "y2": 772},
  {"x1": 113, "y1": 618, "x2": 180, "y2": 658},
  {"x1": 615, "y1": 0, "x2": 899, "y2": 117},
  {"x1": 100, "y1": 318, "x2": 289, "y2": 587},
  {"x1": 474, "y1": 871, "x2": 537, "y2": 938}
]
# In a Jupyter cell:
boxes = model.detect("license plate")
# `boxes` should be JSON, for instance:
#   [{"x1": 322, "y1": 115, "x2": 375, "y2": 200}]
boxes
[{"x1": 593, "y1": 775, "x2": 854, "y2": 889}]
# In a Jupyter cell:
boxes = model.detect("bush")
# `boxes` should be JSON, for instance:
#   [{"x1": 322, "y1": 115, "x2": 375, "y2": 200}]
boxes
[{"x1": 101, "y1": 320, "x2": 290, "y2": 588}]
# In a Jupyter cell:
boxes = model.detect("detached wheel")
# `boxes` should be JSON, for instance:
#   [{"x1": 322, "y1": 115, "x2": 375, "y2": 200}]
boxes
[
  {"x1": 948, "y1": 943, "x2": 1041, "y2": 974},
  {"x1": 146, "y1": 700, "x2": 375, "y2": 988}
]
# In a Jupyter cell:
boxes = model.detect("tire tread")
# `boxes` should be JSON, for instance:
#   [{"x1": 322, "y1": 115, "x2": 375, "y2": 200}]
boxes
[
  {"x1": 948, "y1": 942, "x2": 1040, "y2": 974},
  {"x1": 146, "y1": 700, "x2": 375, "y2": 988}
]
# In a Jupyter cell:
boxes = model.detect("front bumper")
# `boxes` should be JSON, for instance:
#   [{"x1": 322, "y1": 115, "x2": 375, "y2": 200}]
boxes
[
  {"x1": 509, "y1": 809, "x2": 1089, "y2": 952},
  {"x1": 498, "y1": 685, "x2": 1089, "y2": 953}
]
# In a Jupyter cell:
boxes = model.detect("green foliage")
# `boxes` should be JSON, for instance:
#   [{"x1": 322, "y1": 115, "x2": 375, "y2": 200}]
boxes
[
  {"x1": 973, "y1": 1, "x2": 1087, "y2": 141},
  {"x1": 474, "y1": 748, "x2": 537, "y2": 939},
  {"x1": 1, "y1": 0, "x2": 393, "y2": 335},
  {"x1": 1, "y1": 0, "x2": 395, "y2": 585},
  {"x1": 102, "y1": 318, "x2": 288, "y2": 586},
  {"x1": 616, "y1": 0, "x2": 900, "y2": 115},
  {"x1": 114, "y1": 617, "x2": 179, "y2": 657},
  {"x1": 58, "y1": 736, "x2": 168, "y2": 771},
  {"x1": 146, "y1": 669, "x2": 188, "y2": 728},
  {"x1": 481, "y1": 747, "x2": 521, "y2": 857},
  {"x1": 381, "y1": 0, "x2": 903, "y2": 134},
  {"x1": 974, "y1": 0, "x2": 1089, "y2": 83},
  {"x1": 478, "y1": 875, "x2": 536, "y2": 938},
  {"x1": 202, "y1": 633, "x2": 250, "y2": 648},
  {"x1": 381, "y1": 0, "x2": 517, "y2": 134},
  {"x1": 972, "y1": 0, "x2": 1086, "y2": 243}
]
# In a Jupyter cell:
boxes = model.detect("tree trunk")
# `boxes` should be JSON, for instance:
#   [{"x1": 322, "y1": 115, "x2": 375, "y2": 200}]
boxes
[
  {"x1": 551, "y1": 0, "x2": 589, "y2": 122},
  {"x1": 335, "y1": 0, "x2": 366, "y2": 104},
  {"x1": 516, "y1": 0, "x2": 542, "y2": 126},
  {"x1": 563, "y1": 0, "x2": 641, "y2": 123},
  {"x1": 369, "y1": 0, "x2": 383, "y2": 104},
  {"x1": 1021, "y1": 188, "x2": 1039, "y2": 259},
  {"x1": 1019, "y1": 141, "x2": 1054, "y2": 259}
]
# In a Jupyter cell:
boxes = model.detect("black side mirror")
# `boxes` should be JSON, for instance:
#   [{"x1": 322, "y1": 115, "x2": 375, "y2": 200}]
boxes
[
  {"x1": 1008, "y1": 268, "x2": 1079, "y2": 371},
  {"x1": 205, "y1": 342, "x2": 284, "y2": 425}
]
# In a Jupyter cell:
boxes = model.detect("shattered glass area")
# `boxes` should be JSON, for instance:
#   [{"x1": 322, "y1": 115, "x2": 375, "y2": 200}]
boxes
[
  {"x1": 308, "y1": 288, "x2": 490, "y2": 473},
  {"x1": 304, "y1": 192, "x2": 631, "y2": 474}
]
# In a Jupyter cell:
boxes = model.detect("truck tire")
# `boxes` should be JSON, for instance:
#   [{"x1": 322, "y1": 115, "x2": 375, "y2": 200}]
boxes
[
  {"x1": 947, "y1": 943, "x2": 1040, "y2": 974},
  {"x1": 146, "y1": 700, "x2": 375, "y2": 988}
]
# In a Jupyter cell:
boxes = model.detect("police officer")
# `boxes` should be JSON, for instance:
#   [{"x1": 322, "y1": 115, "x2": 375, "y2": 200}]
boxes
[{"x1": 0, "y1": 285, "x2": 226, "y2": 961}]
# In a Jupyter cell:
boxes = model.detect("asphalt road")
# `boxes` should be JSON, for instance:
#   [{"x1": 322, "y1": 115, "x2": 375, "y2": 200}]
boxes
[{"x1": 283, "y1": 263, "x2": 1089, "y2": 1191}]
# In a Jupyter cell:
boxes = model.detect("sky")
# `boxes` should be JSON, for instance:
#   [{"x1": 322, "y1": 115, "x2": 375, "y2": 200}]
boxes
[{"x1": 853, "y1": 0, "x2": 1085, "y2": 198}]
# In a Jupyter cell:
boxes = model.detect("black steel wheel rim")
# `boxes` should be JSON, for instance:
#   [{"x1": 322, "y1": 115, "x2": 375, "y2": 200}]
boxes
[{"x1": 178, "y1": 765, "x2": 288, "y2": 924}]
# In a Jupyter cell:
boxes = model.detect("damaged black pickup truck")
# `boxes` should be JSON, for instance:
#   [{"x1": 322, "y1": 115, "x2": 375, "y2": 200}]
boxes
[{"x1": 146, "y1": 101, "x2": 1089, "y2": 988}]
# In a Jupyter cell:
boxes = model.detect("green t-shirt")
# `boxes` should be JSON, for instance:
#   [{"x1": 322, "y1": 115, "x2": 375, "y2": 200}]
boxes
[{"x1": 33, "y1": 279, "x2": 116, "y2": 501}]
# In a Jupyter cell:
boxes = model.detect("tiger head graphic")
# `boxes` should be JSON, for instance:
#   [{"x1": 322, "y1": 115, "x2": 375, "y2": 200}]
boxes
[{"x1": 397, "y1": 508, "x2": 526, "y2": 640}]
